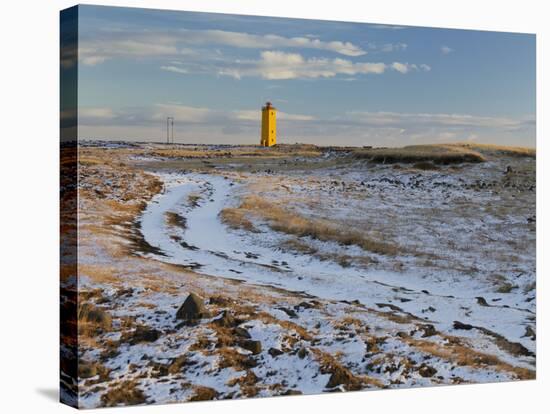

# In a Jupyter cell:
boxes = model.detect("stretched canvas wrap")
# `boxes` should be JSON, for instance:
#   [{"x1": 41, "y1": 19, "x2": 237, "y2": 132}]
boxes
[{"x1": 60, "y1": 4, "x2": 536, "y2": 409}]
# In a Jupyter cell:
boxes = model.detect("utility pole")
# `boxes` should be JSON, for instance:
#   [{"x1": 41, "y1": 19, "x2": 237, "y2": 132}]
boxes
[{"x1": 166, "y1": 117, "x2": 174, "y2": 144}]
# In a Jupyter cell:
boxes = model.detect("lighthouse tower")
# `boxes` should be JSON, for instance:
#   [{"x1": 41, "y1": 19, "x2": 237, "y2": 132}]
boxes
[{"x1": 261, "y1": 101, "x2": 276, "y2": 147}]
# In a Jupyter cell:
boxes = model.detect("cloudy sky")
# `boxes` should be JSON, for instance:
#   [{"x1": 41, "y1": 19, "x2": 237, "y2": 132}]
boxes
[{"x1": 71, "y1": 5, "x2": 535, "y2": 147}]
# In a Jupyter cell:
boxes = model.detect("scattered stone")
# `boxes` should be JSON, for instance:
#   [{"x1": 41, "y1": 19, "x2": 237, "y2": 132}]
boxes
[
  {"x1": 115, "y1": 287, "x2": 134, "y2": 298},
  {"x1": 325, "y1": 365, "x2": 361, "y2": 390},
  {"x1": 242, "y1": 340, "x2": 262, "y2": 355},
  {"x1": 476, "y1": 297, "x2": 490, "y2": 307},
  {"x1": 281, "y1": 389, "x2": 302, "y2": 396},
  {"x1": 213, "y1": 310, "x2": 237, "y2": 328},
  {"x1": 176, "y1": 293, "x2": 210, "y2": 321},
  {"x1": 297, "y1": 347, "x2": 308, "y2": 359},
  {"x1": 522, "y1": 325, "x2": 536, "y2": 340},
  {"x1": 376, "y1": 303, "x2": 403, "y2": 312},
  {"x1": 268, "y1": 348, "x2": 284, "y2": 357},
  {"x1": 295, "y1": 301, "x2": 315, "y2": 310},
  {"x1": 125, "y1": 325, "x2": 161, "y2": 345},
  {"x1": 233, "y1": 327, "x2": 251, "y2": 339},
  {"x1": 418, "y1": 364, "x2": 437, "y2": 378},
  {"x1": 419, "y1": 324, "x2": 437, "y2": 338},
  {"x1": 277, "y1": 307, "x2": 298, "y2": 318},
  {"x1": 209, "y1": 295, "x2": 233, "y2": 307},
  {"x1": 78, "y1": 361, "x2": 98, "y2": 379},
  {"x1": 453, "y1": 321, "x2": 474, "y2": 330}
]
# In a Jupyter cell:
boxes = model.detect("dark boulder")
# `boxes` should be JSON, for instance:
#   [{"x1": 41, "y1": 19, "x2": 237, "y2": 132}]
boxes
[
  {"x1": 125, "y1": 325, "x2": 161, "y2": 345},
  {"x1": 418, "y1": 364, "x2": 437, "y2": 378},
  {"x1": 213, "y1": 310, "x2": 237, "y2": 328},
  {"x1": 268, "y1": 347, "x2": 284, "y2": 357},
  {"x1": 242, "y1": 340, "x2": 262, "y2": 355},
  {"x1": 453, "y1": 321, "x2": 474, "y2": 330},
  {"x1": 419, "y1": 324, "x2": 437, "y2": 338},
  {"x1": 176, "y1": 293, "x2": 210, "y2": 321}
]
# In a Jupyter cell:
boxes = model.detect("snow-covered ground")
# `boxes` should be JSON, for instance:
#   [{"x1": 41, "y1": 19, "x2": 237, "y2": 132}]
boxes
[
  {"x1": 138, "y1": 167, "x2": 535, "y2": 367},
  {"x1": 71, "y1": 144, "x2": 535, "y2": 408}
]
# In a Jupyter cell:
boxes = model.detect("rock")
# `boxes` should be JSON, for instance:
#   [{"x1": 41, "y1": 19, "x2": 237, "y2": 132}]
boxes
[
  {"x1": 268, "y1": 347, "x2": 284, "y2": 357},
  {"x1": 418, "y1": 364, "x2": 437, "y2": 378},
  {"x1": 376, "y1": 303, "x2": 403, "y2": 312},
  {"x1": 522, "y1": 325, "x2": 536, "y2": 340},
  {"x1": 281, "y1": 389, "x2": 302, "y2": 396},
  {"x1": 277, "y1": 307, "x2": 298, "y2": 318},
  {"x1": 78, "y1": 361, "x2": 98, "y2": 379},
  {"x1": 295, "y1": 301, "x2": 315, "y2": 310},
  {"x1": 213, "y1": 310, "x2": 237, "y2": 328},
  {"x1": 176, "y1": 293, "x2": 210, "y2": 321},
  {"x1": 453, "y1": 321, "x2": 474, "y2": 330},
  {"x1": 476, "y1": 297, "x2": 490, "y2": 307},
  {"x1": 325, "y1": 366, "x2": 361, "y2": 390},
  {"x1": 125, "y1": 325, "x2": 161, "y2": 345},
  {"x1": 297, "y1": 347, "x2": 308, "y2": 359},
  {"x1": 242, "y1": 340, "x2": 262, "y2": 355},
  {"x1": 209, "y1": 295, "x2": 233, "y2": 307},
  {"x1": 419, "y1": 324, "x2": 437, "y2": 338},
  {"x1": 233, "y1": 327, "x2": 251, "y2": 339}
]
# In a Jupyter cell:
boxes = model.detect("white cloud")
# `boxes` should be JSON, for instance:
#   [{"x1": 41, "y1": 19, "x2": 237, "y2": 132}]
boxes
[
  {"x1": 178, "y1": 29, "x2": 366, "y2": 56},
  {"x1": 344, "y1": 111, "x2": 529, "y2": 129},
  {"x1": 391, "y1": 62, "x2": 431, "y2": 74},
  {"x1": 160, "y1": 65, "x2": 188, "y2": 74},
  {"x1": 78, "y1": 103, "x2": 316, "y2": 127},
  {"x1": 234, "y1": 109, "x2": 315, "y2": 121},
  {"x1": 441, "y1": 45, "x2": 453, "y2": 55},
  {"x1": 219, "y1": 51, "x2": 394, "y2": 80},
  {"x1": 78, "y1": 28, "x2": 367, "y2": 65},
  {"x1": 152, "y1": 104, "x2": 212, "y2": 123},
  {"x1": 380, "y1": 43, "x2": 408, "y2": 52},
  {"x1": 79, "y1": 107, "x2": 117, "y2": 120},
  {"x1": 391, "y1": 62, "x2": 409, "y2": 74}
]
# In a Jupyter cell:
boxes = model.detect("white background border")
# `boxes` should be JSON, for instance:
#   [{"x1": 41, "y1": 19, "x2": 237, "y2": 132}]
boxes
[{"x1": 0, "y1": 0, "x2": 546, "y2": 412}]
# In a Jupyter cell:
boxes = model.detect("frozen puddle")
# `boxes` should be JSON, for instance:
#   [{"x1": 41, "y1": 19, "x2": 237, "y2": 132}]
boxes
[{"x1": 139, "y1": 172, "x2": 535, "y2": 366}]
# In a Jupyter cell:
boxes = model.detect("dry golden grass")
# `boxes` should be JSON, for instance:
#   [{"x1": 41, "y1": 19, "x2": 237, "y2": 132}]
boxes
[
  {"x1": 78, "y1": 264, "x2": 121, "y2": 284},
  {"x1": 188, "y1": 386, "x2": 218, "y2": 401},
  {"x1": 450, "y1": 143, "x2": 535, "y2": 158},
  {"x1": 100, "y1": 380, "x2": 147, "y2": 406},
  {"x1": 221, "y1": 195, "x2": 399, "y2": 255},
  {"x1": 353, "y1": 144, "x2": 486, "y2": 164},
  {"x1": 219, "y1": 207, "x2": 258, "y2": 233},
  {"x1": 78, "y1": 302, "x2": 113, "y2": 338},
  {"x1": 405, "y1": 336, "x2": 535, "y2": 380},
  {"x1": 311, "y1": 348, "x2": 384, "y2": 389},
  {"x1": 148, "y1": 143, "x2": 322, "y2": 160},
  {"x1": 226, "y1": 370, "x2": 259, "y2": 397},
  {"x1": 217, "y1": 347, "x2": 258, "y2": 371},
  {"x1": 165, "y1": 211, "x2": 187, "y2": 229}
]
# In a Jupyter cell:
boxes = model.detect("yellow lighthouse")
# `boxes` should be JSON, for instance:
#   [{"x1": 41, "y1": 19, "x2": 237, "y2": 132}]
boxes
[{"x1": 261, "y1": 101, "x2": 276, "y2": 147}]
